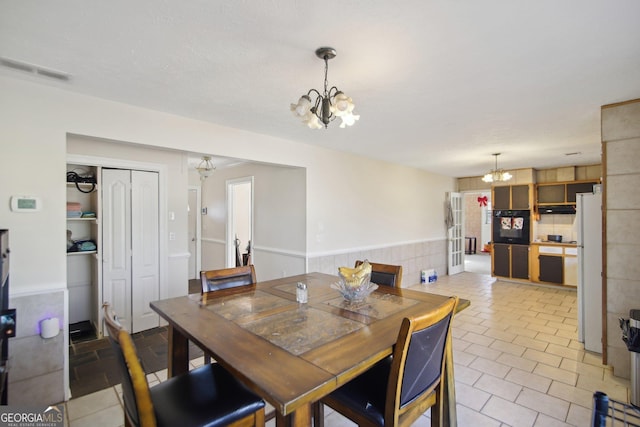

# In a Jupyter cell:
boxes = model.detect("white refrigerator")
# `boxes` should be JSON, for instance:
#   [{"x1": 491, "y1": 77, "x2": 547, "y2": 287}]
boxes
[{"x1": 577, "y1": 192, "x2": 602, "y2": 353}]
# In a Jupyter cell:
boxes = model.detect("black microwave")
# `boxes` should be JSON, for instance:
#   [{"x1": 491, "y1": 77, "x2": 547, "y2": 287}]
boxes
[{"x1": 492, "y1": 210, "x2": 531, "y2": 245}]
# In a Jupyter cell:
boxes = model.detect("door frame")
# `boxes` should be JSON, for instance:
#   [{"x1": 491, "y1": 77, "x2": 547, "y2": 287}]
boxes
[
  {"x1": 226, "y1": 176, "x2": 254, "y2": 268},
  {"x1": 187, "y1": 185, "x2": 202, "y2": 279}
]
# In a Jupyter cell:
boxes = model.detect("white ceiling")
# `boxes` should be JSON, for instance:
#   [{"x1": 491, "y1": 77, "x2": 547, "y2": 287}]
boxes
[{"x1": 1, "y1": 1, "x2": 639, "y2": 177}]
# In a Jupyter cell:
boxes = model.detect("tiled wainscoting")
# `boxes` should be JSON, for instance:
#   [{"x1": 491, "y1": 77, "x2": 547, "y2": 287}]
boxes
[
  {"x1": 9, "y1": 289, "x2": 66, "y2": 405},
  {"x1": 307, "y1": 238, "x2": 448, "y2": 287}
]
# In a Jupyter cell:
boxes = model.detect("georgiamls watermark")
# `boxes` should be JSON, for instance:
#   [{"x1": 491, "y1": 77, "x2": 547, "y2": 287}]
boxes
[{"x1": 0, "y1": 405, "x2": 64, "y2": 427}]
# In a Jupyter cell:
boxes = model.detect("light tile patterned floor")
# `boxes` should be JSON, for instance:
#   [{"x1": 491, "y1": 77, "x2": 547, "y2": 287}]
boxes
[{"x1": 63, "y1": 272, "x2": 630, "y2": 426}]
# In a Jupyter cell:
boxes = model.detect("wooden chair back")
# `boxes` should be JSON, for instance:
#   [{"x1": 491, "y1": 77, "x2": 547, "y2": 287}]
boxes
[
  {"x1": 386, "y1": 296, "x2": 458, "y2": 426},
  {"x1": 103, "y1": 303, "x2": 156, "y2": 427},
  {"x1": 355, "y1": 260, "x2": 403, "y2": 288},
  {"x1": 199, "y1": 265, "x2": 257, "y2": 363},
  {"x1": 200, "y1": 265, "x2": 256, "y2": 303},
  {"x1": 103, "y1": 302, "x2": 266, "y2": 427},
  {"x1": 318, "y1": 296, "x2": 458, "y2": 427}
]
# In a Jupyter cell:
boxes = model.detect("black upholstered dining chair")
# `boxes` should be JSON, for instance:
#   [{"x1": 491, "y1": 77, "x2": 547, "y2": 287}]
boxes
[
  {"x1": 316, "y1": 296, "x2": 458, "y2": 427},
  {"x1": 355, "y1": 260, "x2": 403, "y2": 288},
  {"x1": 102, "y1": 303, "x2": 265, "y2": 427}
]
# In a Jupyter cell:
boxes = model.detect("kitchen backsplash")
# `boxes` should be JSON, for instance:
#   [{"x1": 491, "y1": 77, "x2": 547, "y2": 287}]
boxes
[{"x1": 534, "y1": 214, "x2": 578, "y2": 242}]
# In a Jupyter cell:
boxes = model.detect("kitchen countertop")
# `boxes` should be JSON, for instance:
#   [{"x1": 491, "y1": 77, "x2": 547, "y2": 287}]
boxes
[{"x1": 531, "y1": 241, "x2": 577, "y2": 247}]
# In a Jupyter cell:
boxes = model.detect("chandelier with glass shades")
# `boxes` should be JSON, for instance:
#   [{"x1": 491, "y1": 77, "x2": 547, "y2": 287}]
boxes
[
  {"x1": 196, "y1": 156, "x2": 215, "y2": 181},
  {"x1": 482, "y1": 153, "x2": 513, "y2": 183},
  {"x1": 290, "y1": 47, "x2": 359, "y2": 129}
]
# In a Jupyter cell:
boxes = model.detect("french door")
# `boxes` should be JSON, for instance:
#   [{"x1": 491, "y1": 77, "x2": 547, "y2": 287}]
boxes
[{"x1": 447, "y1": 192, "x2": 464, "y2": 275}]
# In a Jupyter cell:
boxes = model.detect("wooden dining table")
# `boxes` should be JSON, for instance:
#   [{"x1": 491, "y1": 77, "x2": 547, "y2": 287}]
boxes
[{"x1": 150, "y1": 272, "x2": 470, "y2": 427}]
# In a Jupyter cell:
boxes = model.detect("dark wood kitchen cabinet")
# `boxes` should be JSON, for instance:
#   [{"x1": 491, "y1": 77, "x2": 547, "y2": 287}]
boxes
[
  {"x1": 511, "y1": 185, "x2": 530, "y2": 210},
  {"x1": 567, "y1": 182, "x2": 598, "y2": 202},
  {"x1": 530, "y1": 243, "x2": 577, "y2": 287},
  {"x1": 493, "y1": 244, "x2": 510, "y2": 277},
  {"x1": 538, "y1": 255, "x2": 563, "y2": 284},
  {"x1": 536, "y1": 180, "x2": 600, "y2": 206},
  {"x1": 511, "y1": 245, "x2": 530, "y2": 279},
  {"x1": 492, "y1": 185, "x2": 531, "y2": 210},
  {"x1": 492, "y1": 243, "x2": 530, "y2": 280},
  {"x1": 493, "y1": 187, "x2": 511, "y2": 210},
  {"x1": 537, "y1": 184, "x2": 564, "y2": 204}
]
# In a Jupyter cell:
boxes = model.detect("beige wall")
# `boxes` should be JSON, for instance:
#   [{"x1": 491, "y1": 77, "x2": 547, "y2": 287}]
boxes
[
  {"x1": 602, "y1": 99, "x2": 640, "y2": 378},
  {"x1": 193, "y1": 162, "x2": 307, "y2": 281},
  {"x1": 0, "y1": 75, "x2": 455, "y2": 404},
  {"x1": 465, "y1": 193, "x2": 483, "y2": 243},
  {"x1": 0, "y1": 74, "x2": 455, "y2": 294}
]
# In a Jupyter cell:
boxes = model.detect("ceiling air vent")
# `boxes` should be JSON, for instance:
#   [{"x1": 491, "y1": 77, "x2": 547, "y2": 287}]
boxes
[{"x1": 0, "y1": 57, "x2": 71, "y2": 82}]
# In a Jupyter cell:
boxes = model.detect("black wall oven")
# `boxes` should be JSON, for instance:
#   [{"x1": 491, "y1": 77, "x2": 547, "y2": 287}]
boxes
[{"x1": 492, "y1": 210, "x2": 531, "y2": 245}]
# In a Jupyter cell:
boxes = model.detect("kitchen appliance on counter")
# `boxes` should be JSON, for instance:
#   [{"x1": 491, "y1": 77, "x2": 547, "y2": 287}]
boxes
[
  {"x1": 577, "y1": 192, "x2": 602, "y2": 353},
  {"x1": 492, "y1": 210, "x2": 531, "y2": 245},
  {"x1": 547, "y1": 234, "x2": 563, "y2": 242}
]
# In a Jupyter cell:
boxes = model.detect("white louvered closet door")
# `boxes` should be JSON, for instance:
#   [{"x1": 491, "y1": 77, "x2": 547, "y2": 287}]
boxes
[{"x1": 102, "y1": 169, "x2": 159, "y2": 333}]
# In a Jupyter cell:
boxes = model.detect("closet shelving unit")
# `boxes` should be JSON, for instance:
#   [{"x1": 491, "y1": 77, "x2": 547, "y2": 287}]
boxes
[{"x1": 66, "y1": 165, "x2": 101, "y2": 340}]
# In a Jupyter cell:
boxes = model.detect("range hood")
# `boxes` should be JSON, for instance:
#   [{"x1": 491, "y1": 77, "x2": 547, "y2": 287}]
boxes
[{"x1": 539, "y1": 205, "x2": 576, "y2": 215}]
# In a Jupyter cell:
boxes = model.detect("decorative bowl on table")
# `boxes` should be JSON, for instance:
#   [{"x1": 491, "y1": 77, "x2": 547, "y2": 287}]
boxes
[
  {"x1": 331, "y1": 260, "x2": 378, "y2": 303},
  {"x1": 331, "y1": 276, "x2": 378, "y2": 303}
]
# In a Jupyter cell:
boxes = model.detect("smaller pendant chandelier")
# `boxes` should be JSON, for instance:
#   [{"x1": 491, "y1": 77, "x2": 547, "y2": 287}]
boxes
[
  {"x1": 482, "y1": 153, "x2": 512, "y2": 183},
  {"x1": 196, "y1": 156, "x2": 215, "y2": 181},
  {"x1": 290, "y1": 47, "x2": 359, "y2": 129}
]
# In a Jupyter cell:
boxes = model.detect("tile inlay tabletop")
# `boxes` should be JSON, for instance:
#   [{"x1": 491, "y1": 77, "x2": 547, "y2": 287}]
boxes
[
  {"x1": 243, "y1": 305, "x2": 364, "y2": 356},
  {"x1": 151, "y1": 271, "x2": 469, "y2": 427}
]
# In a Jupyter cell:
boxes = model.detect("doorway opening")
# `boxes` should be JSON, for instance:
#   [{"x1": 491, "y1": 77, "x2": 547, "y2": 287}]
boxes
[
  {"x1": 463, "y1": 191, "x2": 492, "y2": 275},
  {"x1": 226, "y1": 177, "x2": 254, "y2": 268}
]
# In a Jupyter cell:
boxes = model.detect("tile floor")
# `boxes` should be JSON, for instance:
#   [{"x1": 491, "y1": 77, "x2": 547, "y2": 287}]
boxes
[
  {"x1": 465, "y1": 252, "x2": 491, "y2": 275},
  {"x1": 62, "y1": 272, "x2": 631, "y2": 426},
  {"x1": 69, "y1": 326, "x2": 205, "y2": 398}
]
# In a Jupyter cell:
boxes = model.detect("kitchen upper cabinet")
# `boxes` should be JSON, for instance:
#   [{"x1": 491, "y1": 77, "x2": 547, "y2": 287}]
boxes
[
  {"x1": 492, "y1": 243, "x2": 530, "y2": 280},
  {"x1": 536, "y1": 180, "x2": 600, "y2": 206},
  {"x1": 511, "y1": 185, "x2": 530, "y2": 210},
  {"x1": 493, "y1": 187, "x2": 510, "y2": 210},
  {"x1": 537, "y1": 184, "x2": 564, "y2": 204},
  {"x1": 567, "y1": 182, "x2": 598, "y2": 202},
  {"x1": 492, "y1": 185, "x2": 531, "y2": 210}
]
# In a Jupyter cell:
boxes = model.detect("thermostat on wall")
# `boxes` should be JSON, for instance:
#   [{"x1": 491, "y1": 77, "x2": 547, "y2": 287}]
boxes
[{"x1": 10, "y1": 195, "x2": 42, "y2": 212}]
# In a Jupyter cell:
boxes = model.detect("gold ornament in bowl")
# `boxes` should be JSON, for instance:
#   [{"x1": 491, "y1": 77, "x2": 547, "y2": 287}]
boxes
[{"x1": 332, "y1": 260, "x2": 378, "y2": 302}]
